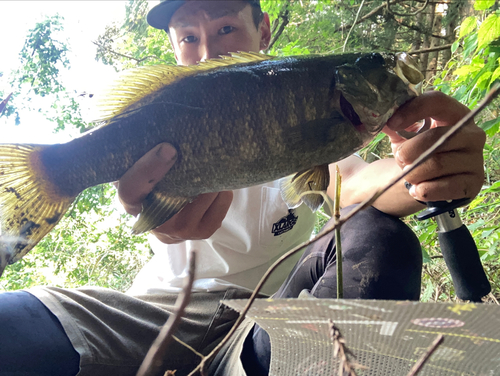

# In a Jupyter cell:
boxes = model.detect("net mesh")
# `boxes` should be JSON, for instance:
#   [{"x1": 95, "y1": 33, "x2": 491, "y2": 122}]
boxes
[{"x1": 223, "y1": 299, "x2": 500, "y2": 375}]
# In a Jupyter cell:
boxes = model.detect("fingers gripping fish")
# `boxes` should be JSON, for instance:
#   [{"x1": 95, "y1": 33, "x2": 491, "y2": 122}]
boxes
[{"x1": 0, "y1": 52, "x2": 423, "y2": 275}]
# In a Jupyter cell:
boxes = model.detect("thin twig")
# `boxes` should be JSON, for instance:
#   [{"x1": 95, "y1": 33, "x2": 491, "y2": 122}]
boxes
[
  {"x1": 265, "y1": 4, "x2": 290, "y2": 53},
  {"x1": 488, "y1": 292, "x2": 499, "y2": 305},
  {"x1": 92, "y1": 41, "x2": 169, "y2": 64},
  {"x1": 334, "y1": 166, "x2": 343, "y2": 299},
  {"x1": 409, "y1": 43, "x2": 453, "y2": 55},
  {"x1": 188, "y1": 84, "x2": 500, "y2": 376},
  {"x1": 335, "y1": 0, "x2": 400, "y2": 33},
  {"x1": 395, "y1": 18, "x2": 448, "y2": 40},
  {"x1": 136, "y1": 250, "x2": 196, "y2": 376},
  {"x1": 0, "y1": 92, "x2": 13, "y2": 115},
  {"x1": 406, "y1": 334, "x2": 444, "y2": 376},
  {"x1": 387, "y1": 0, "x2": 429, "y2": 16},
  {"x1": 329, "y1": 320, "x2": 367, "y2": 376},
  {"x1": 343, "y1": 0, "x2": 366, "y2": 53}
]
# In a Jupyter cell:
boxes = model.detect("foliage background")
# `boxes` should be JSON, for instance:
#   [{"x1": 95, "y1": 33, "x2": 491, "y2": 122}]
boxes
[{"x1": 1, "y1": 0, "x2": 499, "y2": 302}]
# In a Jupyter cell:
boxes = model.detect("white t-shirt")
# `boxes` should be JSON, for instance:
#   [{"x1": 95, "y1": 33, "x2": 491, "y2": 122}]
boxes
[{"x1": 128, "y1": 180, "x2": 316, "y2": 296}]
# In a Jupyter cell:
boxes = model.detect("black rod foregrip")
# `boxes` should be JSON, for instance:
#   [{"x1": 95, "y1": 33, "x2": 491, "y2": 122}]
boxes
[{"x1": 438, "y1": 225, "x2": 491, "y2": 302}]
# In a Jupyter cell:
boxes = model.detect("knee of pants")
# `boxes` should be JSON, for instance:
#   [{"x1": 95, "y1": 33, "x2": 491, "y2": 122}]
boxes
[
  {"x1": 318, "y1": 205, "x2": 422, "y2": 300},
  {"x1": 0, "y1": 291, "x2": 80, "y2": 376}
]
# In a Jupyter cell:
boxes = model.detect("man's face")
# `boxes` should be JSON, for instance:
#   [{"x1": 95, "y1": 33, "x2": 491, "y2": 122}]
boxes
[{"x1": 168, "y1": 1, "x2": 271, "y2": 66}]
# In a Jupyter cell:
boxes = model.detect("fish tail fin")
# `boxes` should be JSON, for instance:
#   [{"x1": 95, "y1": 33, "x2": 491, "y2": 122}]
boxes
[{"x1": 0, "y1": 144, "x2": 74, "y2": 274}]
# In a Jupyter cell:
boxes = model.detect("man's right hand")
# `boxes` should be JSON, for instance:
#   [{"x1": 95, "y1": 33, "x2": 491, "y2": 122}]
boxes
[{"x1": 116, "y1": 143, "x2": 233, "y2": 244}]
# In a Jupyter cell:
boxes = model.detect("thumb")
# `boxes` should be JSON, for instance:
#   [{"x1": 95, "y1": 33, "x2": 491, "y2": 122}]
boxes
[{"x1": 117, "y1": 143, "x2": 177, "y2": 216}]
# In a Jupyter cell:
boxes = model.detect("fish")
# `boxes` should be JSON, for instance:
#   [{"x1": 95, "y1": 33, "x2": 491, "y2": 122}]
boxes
[{"x1": 0, "y1": 51, "x2": 423, "y2": 275}]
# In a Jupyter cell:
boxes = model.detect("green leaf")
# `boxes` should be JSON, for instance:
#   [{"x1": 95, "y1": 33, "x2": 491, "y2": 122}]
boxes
[
  {"x1": 459, "y1": 16, "x2": 477, "y2": 39},
  {"x1": 491, "y1": 65, "x2": 500, "y2": 82},
  {"x1": 480, "y1": 117, "x2": 500, "y2": 132},
  {"x1": 453, "y1": 65, "x2": 474, "y2": 76},
  {"x1": 477, "y1": 71, "x2": 493, "y2": 88},
  {"x1": 477, "y1": 14, "x2": 500, "y2": 51},
  {"x1": 486, "y1": 121, "x2": 500, "y2": 136},
  {"x1": 463, "y1": 33, "x2": 479, "y2": 58},
  {"x1": 474, "y1": 0, "x2": 496, "y2": 10}
]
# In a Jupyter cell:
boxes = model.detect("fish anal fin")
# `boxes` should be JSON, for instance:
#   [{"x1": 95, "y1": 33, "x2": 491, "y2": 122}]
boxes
[
  {"x1": 132, "y1": 190, "x2": 193, "y2": 234},
  {"x1": 280, "y1": 165, "x2": 330, "y2": 212}
]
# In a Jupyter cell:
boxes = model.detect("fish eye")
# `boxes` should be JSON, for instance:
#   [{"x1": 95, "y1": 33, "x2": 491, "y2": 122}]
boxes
[
  {"x1": 182, "y1": 35, "x2": 198, "y2": 44},
  {"x1": 219, "y1": 26, "x2": 235, "y2": 35}
]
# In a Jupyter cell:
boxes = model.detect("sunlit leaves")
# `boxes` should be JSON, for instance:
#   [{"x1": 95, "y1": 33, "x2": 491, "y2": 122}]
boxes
[
  {"x1": 459, "y1": 16, "x2": 477, "y2": 39},
  {"x1": 2, "y1": 14, "x2": 87, "y2": 133},
  {"x1": 477, "y1": 13, "x2": 500, "y2": 51},
  {"x1": 94, "y1": 0, "x2": 175, "y2": 71},
  {"x1": 474, "y1": 0, "x2": 496, "y2": 10},
  {"x1": 16, "y1": 15, "x2": 69, "y2": 97}
]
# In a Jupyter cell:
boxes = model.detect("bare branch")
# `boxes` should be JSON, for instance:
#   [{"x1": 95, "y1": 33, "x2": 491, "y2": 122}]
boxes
[
  {"x1": 406, "y1": 334, "x2": 444, "y2": 376},
  {"x1": 394, "y1": 18, "x2": 448, "y2": 40},
  {"x1": 329, "y1": 320, "x2": 368, "y2": 376},
  {"x1": 409, "y1": 43, "x2": 453, "y2": 55},
  {"x1": 334, "y1": 167, "x2": 343, "y2": 299},
  {"x1": 136, "y1": 250, "x2": 196, "y2": 376},
  {"x1": 343, "y1": 0, "x2": 367, "y2": 52},
  {"x1": 0, "y1": 92, "x2": 13, "y2": 116},
  {"x1": 265, "y1": 5, "x2": 290, "y2": 53},
  {"x1": 92, "y1": 41, "x2": 168, "y2": 64},
  {"x1": 387, "y1": 0, "x2": 429, "y2": 16},
  {"x1": 335, "y1": 0, "x2": 407, "y2": 34}
]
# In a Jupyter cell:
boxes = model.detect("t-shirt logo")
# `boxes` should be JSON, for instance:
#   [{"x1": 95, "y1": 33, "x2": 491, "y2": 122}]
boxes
[{"x1": 272, "y1": 209, "x2": 298, "y2": 236}]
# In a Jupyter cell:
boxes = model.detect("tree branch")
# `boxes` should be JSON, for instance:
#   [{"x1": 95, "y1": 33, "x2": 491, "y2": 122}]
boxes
[
  {"x1": 265, "y1": 6, "x2": 290, "y2": 53},
  {"x1": 409, "y1": 43, "x2": 453, "y2": 55},
  {"x1": 386, "y1": 0, "x2": 429, "y2": 17},
  {"x1": 343, "y1": 0, "x2": 367, "y2": 52},
  {"x1": 406, "y1": 334, "x2": 444, "y2": 376},
  {"x1": 335, "y1": 0, "x2": 404, "y2": 33},
  {"x1": 394, "y1": 18, "x2": 448, "y2": 39},
  {"x1": 136, "y1": 250, "x2": 196, "y2": 376},
  {"x1": 92, "y1": 41, "x2": 167, "y2": 64}
]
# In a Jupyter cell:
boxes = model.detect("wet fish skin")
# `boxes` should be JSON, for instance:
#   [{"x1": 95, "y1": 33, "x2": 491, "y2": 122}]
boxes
[{"x1": 0, "y1": 52, "x2": 420, "y2": 273}]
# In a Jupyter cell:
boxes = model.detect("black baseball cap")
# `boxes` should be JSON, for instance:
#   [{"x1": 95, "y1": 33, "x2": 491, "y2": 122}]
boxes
[{"x1": 147, "y1": 0, "x2": 261, "y2": 30}]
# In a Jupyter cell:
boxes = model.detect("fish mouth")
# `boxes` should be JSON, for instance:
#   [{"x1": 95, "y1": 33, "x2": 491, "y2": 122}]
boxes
[{"x1": 339, "y1": 93, "x2": 362, "y2": 128}]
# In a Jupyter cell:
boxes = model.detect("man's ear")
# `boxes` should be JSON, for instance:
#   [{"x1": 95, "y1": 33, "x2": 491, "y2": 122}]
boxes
[{"x1": 259, "y1": 12, "x2": 272, "y2": 51}]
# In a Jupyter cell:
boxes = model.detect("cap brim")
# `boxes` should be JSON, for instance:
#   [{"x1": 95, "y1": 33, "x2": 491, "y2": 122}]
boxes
[{"x1": 147, "y1": 1, "x2": 185, "y2": 30}]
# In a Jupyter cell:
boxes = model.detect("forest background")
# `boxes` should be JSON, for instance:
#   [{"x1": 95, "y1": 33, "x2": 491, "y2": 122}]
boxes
[{"x1": 1, "y1": 0, "x2": 499, "y2": 303}]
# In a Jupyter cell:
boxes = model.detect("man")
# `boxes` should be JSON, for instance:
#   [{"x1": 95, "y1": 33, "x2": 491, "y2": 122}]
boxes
[{"x1": 0, "y1": 1, "x2": 486, "y2": 376}]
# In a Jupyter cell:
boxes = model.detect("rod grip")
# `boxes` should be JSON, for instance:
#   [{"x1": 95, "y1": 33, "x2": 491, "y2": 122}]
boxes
[{"x1": 438, "y1": 225, "x2": 491, "y2": 302}]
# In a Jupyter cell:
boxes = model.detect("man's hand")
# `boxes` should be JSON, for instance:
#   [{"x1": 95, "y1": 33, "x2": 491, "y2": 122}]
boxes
[
  {"x1": 332, "y1": 91, "x2": 486, "y2": 218},
  {"x1": 385, "y1": 91, "x2": 486, "y2": 202},
  {"x1": 116, "y1": 142, "x2": 233, "y2": 244}
]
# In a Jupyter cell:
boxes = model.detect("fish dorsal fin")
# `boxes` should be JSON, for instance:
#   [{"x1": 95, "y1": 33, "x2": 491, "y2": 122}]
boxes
[{"x1": 97, "y1": 52, "x2": 272, "y2": 122}]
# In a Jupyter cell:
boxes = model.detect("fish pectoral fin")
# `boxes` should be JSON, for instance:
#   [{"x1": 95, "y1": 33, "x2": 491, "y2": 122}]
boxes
[
  {"x1": 0, "y1": 144, "x2": 75, "y2": 275},
  {"x1": 280, "y1": 164, "x2": 330, "y2": 212},
  {"x1": 132, "y1": 190, "x2": 193, "y2": 234}
]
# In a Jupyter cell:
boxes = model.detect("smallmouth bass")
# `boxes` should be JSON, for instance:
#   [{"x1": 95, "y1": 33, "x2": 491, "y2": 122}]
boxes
[{"x1": 0, "y1": 52, "x2": 422, "y2": 274}]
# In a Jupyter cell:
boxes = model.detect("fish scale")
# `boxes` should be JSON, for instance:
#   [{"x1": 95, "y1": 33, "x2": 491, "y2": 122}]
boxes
[{"x1": 0, "y1": 51, "x2": 423, "y2": 274}]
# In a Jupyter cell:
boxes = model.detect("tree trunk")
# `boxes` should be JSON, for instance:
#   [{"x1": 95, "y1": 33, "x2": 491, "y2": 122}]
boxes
[
  {"x1": 420, "y1": 2, "x2": 435, "y2": 75},
  {"x1": 441, "y1": 0, "x2": 461, "y2": 70},
  {"x1": 413, "y1": 6, "x2": 423, "y2": 53},
  {"x1": 425, "y1": 9, "x2": 442, "y2": 81}
]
